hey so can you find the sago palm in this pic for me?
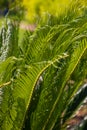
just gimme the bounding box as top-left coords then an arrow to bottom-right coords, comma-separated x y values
0,0 -> 87,130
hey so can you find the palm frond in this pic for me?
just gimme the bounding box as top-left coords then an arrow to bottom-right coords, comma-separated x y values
0,1 -> 87,130
0,53 -> 67,130
31,39 -> 87,130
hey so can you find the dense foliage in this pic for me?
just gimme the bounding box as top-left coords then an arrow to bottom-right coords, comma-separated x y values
0,0 -> 87,130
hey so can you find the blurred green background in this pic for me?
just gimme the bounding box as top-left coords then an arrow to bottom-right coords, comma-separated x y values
0,0 -> 70,22
0,0 -> 87,22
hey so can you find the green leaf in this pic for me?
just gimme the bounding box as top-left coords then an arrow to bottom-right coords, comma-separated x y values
0,54 -> 67,130
31,39 -> 87,130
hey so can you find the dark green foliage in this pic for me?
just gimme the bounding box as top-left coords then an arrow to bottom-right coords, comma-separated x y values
0,0 -> 9,9
63,84 -> 87,123
0,1 -> 87,130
